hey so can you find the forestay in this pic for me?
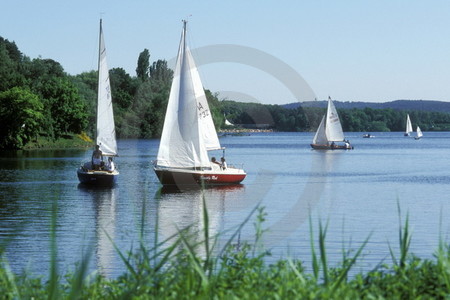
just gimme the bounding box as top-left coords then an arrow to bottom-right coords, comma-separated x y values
96,20 -> 118,156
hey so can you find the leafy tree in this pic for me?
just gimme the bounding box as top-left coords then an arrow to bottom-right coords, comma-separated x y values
149,59 -> 173,84
136,49 -> 150,81
69,72 -> 97,136
36,77 -> 88,139
0,87 -> 44,149
110,67 -> 138,109
0,40 -> 25,92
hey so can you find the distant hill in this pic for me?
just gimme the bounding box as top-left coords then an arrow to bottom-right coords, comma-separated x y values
283,100 -> 450,113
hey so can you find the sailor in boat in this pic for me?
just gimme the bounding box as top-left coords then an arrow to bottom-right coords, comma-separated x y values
211,157 -> 221,166
92,144 -> 103,170
106,157 -> 115,172
220,157 -> 227,170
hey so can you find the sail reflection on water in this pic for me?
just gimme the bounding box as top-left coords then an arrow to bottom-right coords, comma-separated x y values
157,185 -> 245,257
78,185 -> 117,277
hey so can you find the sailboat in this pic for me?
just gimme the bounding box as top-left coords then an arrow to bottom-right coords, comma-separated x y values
404,114 -> 413,136
310,97 -> 352,150
77,19 -> 119,186
224,116 -> 234,126
415,126 -> 423,140
153,20 -> 246,186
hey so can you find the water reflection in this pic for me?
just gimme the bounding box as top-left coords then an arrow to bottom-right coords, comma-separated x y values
77,184 -> 117,277
156,185 -> 245,256
263,150 -> 341,247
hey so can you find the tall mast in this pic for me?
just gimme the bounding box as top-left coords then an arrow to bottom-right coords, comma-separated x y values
96,18 -> 102,141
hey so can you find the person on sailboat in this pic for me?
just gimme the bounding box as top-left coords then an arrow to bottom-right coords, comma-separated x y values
211,157 -> 221,166
92,144 -> 103,170
220,157 -> 227,170
106,157 -> 115,172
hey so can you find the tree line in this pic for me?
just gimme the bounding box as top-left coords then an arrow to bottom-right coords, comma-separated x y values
2,36 -> 450,150
222,100 -> 450,132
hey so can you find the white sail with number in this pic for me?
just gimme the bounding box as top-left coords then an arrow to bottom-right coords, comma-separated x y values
157,20 -> 219,168
325,97 -> 344,142
96,19 -> 117,156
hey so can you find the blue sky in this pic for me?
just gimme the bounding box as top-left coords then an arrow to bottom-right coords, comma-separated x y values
2,1 -> 450,104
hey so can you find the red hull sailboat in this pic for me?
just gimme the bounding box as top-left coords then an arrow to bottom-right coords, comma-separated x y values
153,21 -> 246,186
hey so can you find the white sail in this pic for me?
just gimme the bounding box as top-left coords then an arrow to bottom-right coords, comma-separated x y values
157,21 -> 211,168
325,97 -> 344,142
96,19 -> 117,156
416,126 -> 423,138
312,115 -> 327,144
225,117 -> 234,126
191,52 -> 221,151
405,114 -> 413,135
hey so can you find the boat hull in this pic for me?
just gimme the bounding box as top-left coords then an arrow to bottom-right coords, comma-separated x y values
154,167 -> 246,186
310,144 -> 353,150
77,168 -> 118,186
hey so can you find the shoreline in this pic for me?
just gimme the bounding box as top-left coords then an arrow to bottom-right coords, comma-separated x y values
22,133 -> 93,150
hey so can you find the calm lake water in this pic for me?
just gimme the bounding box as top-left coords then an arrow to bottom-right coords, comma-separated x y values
0,132 -> 449,277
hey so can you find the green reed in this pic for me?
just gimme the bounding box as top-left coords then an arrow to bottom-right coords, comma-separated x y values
0,196 -> 449,299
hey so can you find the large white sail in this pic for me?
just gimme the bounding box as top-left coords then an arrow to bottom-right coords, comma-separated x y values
312,115 -> 327,144
157,21 -> 211,168
405,114 -> 413,135
325,97 -> 344,142
96,19 -> 117,156
188,47 -> 221,151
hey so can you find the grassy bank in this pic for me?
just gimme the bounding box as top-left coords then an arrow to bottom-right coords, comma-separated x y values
0,202 -> 449,299
23,132 -> 93,150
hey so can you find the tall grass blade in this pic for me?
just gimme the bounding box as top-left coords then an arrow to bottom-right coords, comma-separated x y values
217,202 -> 262,259
176,225 -> 209,286
330,233 -> 371,293
253,206 -> 267,257
0,256 -> 21,299
318,220 -> 329,285
201,189 -> 210,273
287,257 -> 306,285
103,226 -> 137,278
309,214 -> 319,281
48,198 -> 58,300
68,243 -> 94,300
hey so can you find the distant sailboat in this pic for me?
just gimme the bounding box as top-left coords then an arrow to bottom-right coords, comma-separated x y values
224,115 -> 234,126
153,20 -> 246,185
310,97 -> 352,150
77,19 -> 119,186
415,126 -> 423,140
404,114 -> 413,136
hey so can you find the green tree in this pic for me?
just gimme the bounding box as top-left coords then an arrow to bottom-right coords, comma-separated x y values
37,77 -> 88,138
0,39 -> 25,92
0,87 -> 44,149
149,59 -> 173,84
136,49 -> 150,81
110,67 -> 138,109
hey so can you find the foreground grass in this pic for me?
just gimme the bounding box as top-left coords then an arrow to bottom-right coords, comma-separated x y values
0,201 -> 449,299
